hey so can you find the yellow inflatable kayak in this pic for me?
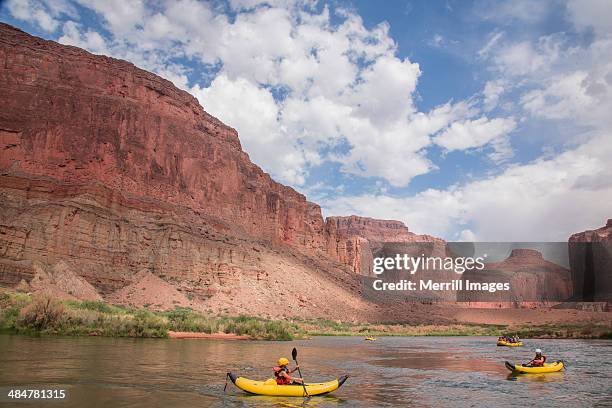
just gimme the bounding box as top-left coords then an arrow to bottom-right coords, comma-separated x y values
227,373 -> 348,396
365,337 -> 377,341
497,340 -> 523,347
505,361 -> 564,373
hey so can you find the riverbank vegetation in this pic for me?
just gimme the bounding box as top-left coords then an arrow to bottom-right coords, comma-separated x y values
0,292 -> 296,340
296,319 -> 505,337
1,292 -> 609,340
293,319 -> 610,339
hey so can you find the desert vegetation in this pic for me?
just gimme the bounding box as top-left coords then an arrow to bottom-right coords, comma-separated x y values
1,292 -> 609,340
0,292 -> 296,339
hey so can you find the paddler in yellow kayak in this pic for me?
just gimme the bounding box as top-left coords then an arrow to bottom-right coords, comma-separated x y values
273,357 -> 304,385
526,349 -> 547,367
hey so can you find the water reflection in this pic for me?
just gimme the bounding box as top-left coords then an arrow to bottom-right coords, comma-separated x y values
233,394 -> 343,407
507,372 -> 565,382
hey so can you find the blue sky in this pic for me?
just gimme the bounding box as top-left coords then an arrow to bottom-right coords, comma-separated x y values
2,0 -> 611,241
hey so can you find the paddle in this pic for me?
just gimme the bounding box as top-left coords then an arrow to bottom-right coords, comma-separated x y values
292,347 -> 309,398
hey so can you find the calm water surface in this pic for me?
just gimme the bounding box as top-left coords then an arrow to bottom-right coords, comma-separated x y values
0,335 -> 610,407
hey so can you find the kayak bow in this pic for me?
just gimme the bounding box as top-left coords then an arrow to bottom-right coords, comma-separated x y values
505,360 -> 564,373
227,372 -> 348,397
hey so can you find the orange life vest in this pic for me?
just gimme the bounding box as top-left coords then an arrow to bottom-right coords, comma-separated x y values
533,355 -> 547,366
273,366 -> 291,385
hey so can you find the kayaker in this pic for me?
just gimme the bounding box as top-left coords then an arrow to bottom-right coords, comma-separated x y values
273,357 -> 304,385
527,349 -> 547,367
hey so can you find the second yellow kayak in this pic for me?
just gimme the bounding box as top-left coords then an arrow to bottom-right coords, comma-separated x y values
497,340 -> 523,347
505,360 -> 564,373
227,372 -> 348,396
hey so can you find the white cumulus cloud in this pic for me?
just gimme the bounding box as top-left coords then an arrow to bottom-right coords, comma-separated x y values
434,116 -> 516,161
324,131 -> 612,241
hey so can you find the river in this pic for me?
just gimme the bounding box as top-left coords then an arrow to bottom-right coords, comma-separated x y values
0,335 -> 610,407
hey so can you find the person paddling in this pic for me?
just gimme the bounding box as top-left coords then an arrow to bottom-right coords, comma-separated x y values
273,357 -> 304,385
527,349 -> 547,367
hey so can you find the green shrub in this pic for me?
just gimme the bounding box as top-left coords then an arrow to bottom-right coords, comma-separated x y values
221,315 -> 296,340
65,300 -> 121,314
0,291 -> 31,309
165,307 -> 220,333
17,296 -> 66,331
599,331 -> 612,339
0,306 -> 20,330
127,309 -> 168,337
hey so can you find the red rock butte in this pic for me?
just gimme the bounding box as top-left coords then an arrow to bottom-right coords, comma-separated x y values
508,249 -> 543,259
457,248 -> 572,307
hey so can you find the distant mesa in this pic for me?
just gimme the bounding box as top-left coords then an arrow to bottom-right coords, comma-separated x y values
508,249 -> 542,259
458,248 -> 572,306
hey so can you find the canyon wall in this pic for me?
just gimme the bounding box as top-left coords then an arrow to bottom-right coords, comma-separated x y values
0,23 -> 440,319
0,171 -> 371,319
568,219 -> 612,302
0,22 -> 327,256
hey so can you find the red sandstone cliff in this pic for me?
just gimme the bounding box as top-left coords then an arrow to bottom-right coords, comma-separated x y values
0,23 -> 451,321
0,23 -> 327,254
569,219 -> 612,302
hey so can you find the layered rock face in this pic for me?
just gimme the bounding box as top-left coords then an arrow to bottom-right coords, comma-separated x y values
325,216 -> 444,276
569,220 -> 612,302
458,249 -> 572,306
1,23 -> 445,320
0,23 -> 326,255
0,23 -> 374,318
0,172 -> 369,318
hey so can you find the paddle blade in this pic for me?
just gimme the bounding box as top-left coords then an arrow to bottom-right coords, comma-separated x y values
292,347 -> 297,361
